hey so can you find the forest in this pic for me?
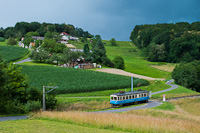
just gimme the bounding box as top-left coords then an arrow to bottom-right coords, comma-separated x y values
130,22 -> 200,63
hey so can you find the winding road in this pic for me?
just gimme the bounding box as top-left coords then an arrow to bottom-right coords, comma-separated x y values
14,57 -> 32,64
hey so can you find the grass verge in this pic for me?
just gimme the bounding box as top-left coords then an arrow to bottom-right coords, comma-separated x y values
0,119 -> 123,133
151,85 -> 200,100
57,80 -> 170,97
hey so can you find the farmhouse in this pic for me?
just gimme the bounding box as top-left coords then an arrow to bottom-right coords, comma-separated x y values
60,32 -> 79,44
31,36 -> 44,41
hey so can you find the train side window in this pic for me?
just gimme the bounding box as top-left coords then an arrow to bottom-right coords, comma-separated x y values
142,94 -> 143,97
132,95 -> 135,99
120,96 -> 122,100
129,95 -> 132,99
144,93 -> 146,97
123,96 -> 125,100
114,97 -> 117,101
126,96 -> 128,99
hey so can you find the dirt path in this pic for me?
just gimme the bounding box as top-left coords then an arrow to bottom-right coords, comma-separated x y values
96,68 -> 165,80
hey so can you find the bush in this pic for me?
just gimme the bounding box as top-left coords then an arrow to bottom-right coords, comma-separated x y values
113,56 -> 125,70
3,100 -> 25,114
102,56 -> 114,67
7,38 -> 17,45
0,37 -> 5,42
25,100 -> 41,112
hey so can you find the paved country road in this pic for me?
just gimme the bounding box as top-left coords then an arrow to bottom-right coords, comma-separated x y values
0,116 -> 28,121
95,100 -> 162,113
152,79 -> 178,95
14,57 -> 32,64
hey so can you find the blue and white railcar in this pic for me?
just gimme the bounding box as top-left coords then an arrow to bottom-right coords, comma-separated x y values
110,90 -> 149,106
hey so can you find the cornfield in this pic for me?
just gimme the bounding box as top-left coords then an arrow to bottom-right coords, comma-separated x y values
0,46 -> 29,62
20,65 -> 149,94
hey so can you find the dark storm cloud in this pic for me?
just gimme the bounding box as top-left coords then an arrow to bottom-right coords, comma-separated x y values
0,0 -> 200,40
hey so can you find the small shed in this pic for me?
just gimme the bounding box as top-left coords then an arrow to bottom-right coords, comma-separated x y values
79,63 -> 94,69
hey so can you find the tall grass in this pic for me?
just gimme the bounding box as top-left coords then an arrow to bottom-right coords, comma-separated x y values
34,97 -> 200,132
35,111 -> 200,132
56,101 -> 110,111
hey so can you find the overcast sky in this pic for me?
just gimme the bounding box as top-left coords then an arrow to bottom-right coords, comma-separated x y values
0,0 -> 200,41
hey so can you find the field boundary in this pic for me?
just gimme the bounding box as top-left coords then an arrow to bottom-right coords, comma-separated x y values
96,68 -> 165,80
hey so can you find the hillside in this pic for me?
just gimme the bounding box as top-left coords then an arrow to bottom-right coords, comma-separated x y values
72,40 -> 171,78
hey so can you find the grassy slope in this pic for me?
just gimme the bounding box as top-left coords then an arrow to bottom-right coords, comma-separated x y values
71,40 -> 170,78
103,40 -> 171,78
0,120 -> 124,133
0,40 -> 7,46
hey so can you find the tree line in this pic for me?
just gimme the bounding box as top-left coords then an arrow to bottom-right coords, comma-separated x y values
0,21 -> 93,40
130,22 -> 200,63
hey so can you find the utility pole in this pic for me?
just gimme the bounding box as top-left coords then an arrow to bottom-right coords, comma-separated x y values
43,86 -> 58,111
131,76 -> 133,91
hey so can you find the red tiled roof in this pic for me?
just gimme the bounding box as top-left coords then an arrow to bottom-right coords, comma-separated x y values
61,32 -> 69,35
30,42 -> 35,46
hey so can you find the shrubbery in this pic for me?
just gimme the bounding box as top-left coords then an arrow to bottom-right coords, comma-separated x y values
172,60 -> 200,92
113,56 -> 125,70
0,37 -> 5,42
0,57 -> 57,115
7,37 -> 17,45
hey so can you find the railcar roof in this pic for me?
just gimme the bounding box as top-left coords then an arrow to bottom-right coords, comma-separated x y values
111,90 -> 149,96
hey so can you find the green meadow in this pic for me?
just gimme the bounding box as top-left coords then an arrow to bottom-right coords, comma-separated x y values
103,40 -> 170,78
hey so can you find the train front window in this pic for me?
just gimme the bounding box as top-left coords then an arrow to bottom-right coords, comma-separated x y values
110,96 -> 113,100
114,97 -> 117,100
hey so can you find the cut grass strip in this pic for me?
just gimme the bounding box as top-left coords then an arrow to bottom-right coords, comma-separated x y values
0,119 -> 123,133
